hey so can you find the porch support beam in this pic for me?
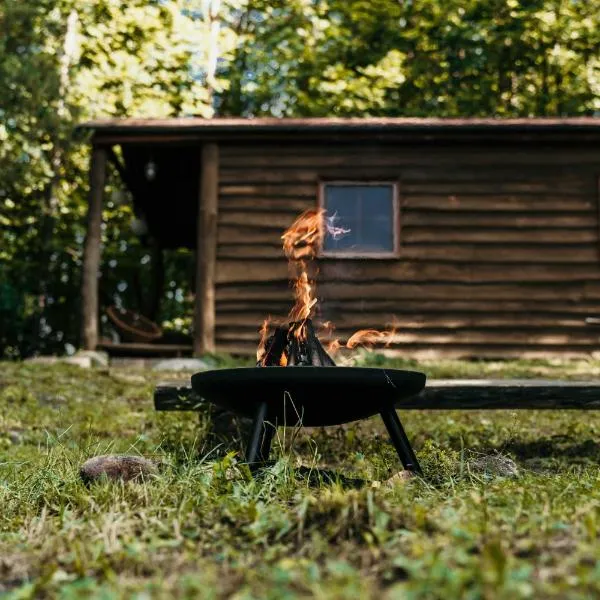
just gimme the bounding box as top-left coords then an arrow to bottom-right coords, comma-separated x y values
194,142 -> 219,355
81,144 -> 107,350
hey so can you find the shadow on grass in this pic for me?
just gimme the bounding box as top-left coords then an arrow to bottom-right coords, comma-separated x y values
504,436 -> 600,461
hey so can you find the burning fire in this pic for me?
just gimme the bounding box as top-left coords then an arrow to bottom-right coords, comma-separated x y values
256,209 -> 396,365
282,209 -> 324,339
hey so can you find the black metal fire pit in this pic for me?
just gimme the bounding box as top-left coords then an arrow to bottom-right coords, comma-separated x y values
191,366 -> 426,474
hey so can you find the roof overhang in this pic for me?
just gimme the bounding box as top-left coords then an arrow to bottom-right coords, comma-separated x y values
79,117 -> 600,145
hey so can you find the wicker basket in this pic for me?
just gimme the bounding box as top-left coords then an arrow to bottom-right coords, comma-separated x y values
106,305 -> 163,343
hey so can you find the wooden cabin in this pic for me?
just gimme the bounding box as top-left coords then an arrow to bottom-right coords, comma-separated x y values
80,117 -> 600,359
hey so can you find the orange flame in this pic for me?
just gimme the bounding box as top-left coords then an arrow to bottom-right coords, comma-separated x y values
281,209 -> 325,339
327,339 -> 342,354
319,321 -> 335,335
282,208 -> 324,262
256,317 -> 271,362
346,325 -> 398,350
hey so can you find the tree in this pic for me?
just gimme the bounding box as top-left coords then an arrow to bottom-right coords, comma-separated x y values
0,0 -> 233,356
220,0 -> 600,117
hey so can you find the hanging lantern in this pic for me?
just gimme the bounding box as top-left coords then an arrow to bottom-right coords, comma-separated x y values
145,159 -> 157,181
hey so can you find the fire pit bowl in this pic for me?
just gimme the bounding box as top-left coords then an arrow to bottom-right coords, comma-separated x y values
192,367 -> 426,473
192,367 -> 425,426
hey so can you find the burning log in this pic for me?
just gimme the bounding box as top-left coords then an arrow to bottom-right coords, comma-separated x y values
259,319 -> 336,367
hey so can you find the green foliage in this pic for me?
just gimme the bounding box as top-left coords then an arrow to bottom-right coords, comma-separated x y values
222,0 -> 600,117
3,360 -> 600,597
1,0 -> 600,357
0,0 -> 224,356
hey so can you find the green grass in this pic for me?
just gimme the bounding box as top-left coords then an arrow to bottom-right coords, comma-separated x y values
2,356 -> 600,598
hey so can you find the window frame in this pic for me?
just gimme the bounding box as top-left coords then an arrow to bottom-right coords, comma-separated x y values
317,180 -> 401,258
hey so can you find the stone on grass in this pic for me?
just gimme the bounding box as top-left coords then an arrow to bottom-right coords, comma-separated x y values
25,350 -> 108,369
152,358 -> 211,372
385,470 -> 416,487
80,455 -> 158,484
72,350 -> 109,368
470,454 -> 519,478
64,355 -> 92,368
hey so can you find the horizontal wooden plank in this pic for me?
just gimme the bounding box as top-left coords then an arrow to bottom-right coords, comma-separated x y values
402,212 -> 596,228
218,244 -> 284,258
220,173 -> 593,196
317,281 -> 600,301
219,145 -> 600,167
216,259 -> 600,284
217,301 -> 600,319
215,280 -> 600,302
218,194 -> 595,214
215,327 -> 600,346
217,227 -> 283,246
219,165 -> 590,185
399,245 -> 599,263
403,227 -> 597,244
220,184 -> 317,197
219,197 -> 313,212
317,299 -> 600,314
403,179 -> 593,195
402,195 -> 595,212
215,311 -> 594,330
220,167 -> 591,185
218,244 -> 600,261
218,211 -> 299,229
215,260 -> 288,284
217,244 -> 599,264
412,380 -> 600,409
214,340 -> 600,360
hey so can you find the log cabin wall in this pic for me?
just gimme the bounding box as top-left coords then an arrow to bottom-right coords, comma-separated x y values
216,141 -> 600,358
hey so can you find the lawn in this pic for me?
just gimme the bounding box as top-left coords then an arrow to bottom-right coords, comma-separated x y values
2,356 -> 600,598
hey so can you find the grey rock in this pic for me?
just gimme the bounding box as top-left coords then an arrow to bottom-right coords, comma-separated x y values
64,355 -> 92,368
470,454 -> 519,478
385,470 -> 416,487
25,351 -> 108,369
152,358 -> 211,372
73,350 -> 109,368
80,455 -> 158,484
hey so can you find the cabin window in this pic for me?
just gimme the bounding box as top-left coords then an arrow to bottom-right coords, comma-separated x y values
320,182 -> 398,256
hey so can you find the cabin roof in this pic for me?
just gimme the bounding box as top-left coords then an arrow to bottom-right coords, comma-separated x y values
81,117 -> 600,143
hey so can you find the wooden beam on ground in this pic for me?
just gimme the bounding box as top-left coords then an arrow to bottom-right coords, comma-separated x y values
194,143 -> 219,355
154,379 -> 600,412
81,145 -> 107,350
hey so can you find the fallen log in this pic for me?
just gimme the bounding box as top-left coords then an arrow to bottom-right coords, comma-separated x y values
154,379 -> 600,411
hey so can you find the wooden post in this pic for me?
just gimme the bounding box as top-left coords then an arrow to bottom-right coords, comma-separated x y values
81,145 -> 107,350
194,143 -> 219,355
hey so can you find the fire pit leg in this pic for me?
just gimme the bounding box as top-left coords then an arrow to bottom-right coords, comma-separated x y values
380,406 -> 422,475
245,401 -> 275,468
